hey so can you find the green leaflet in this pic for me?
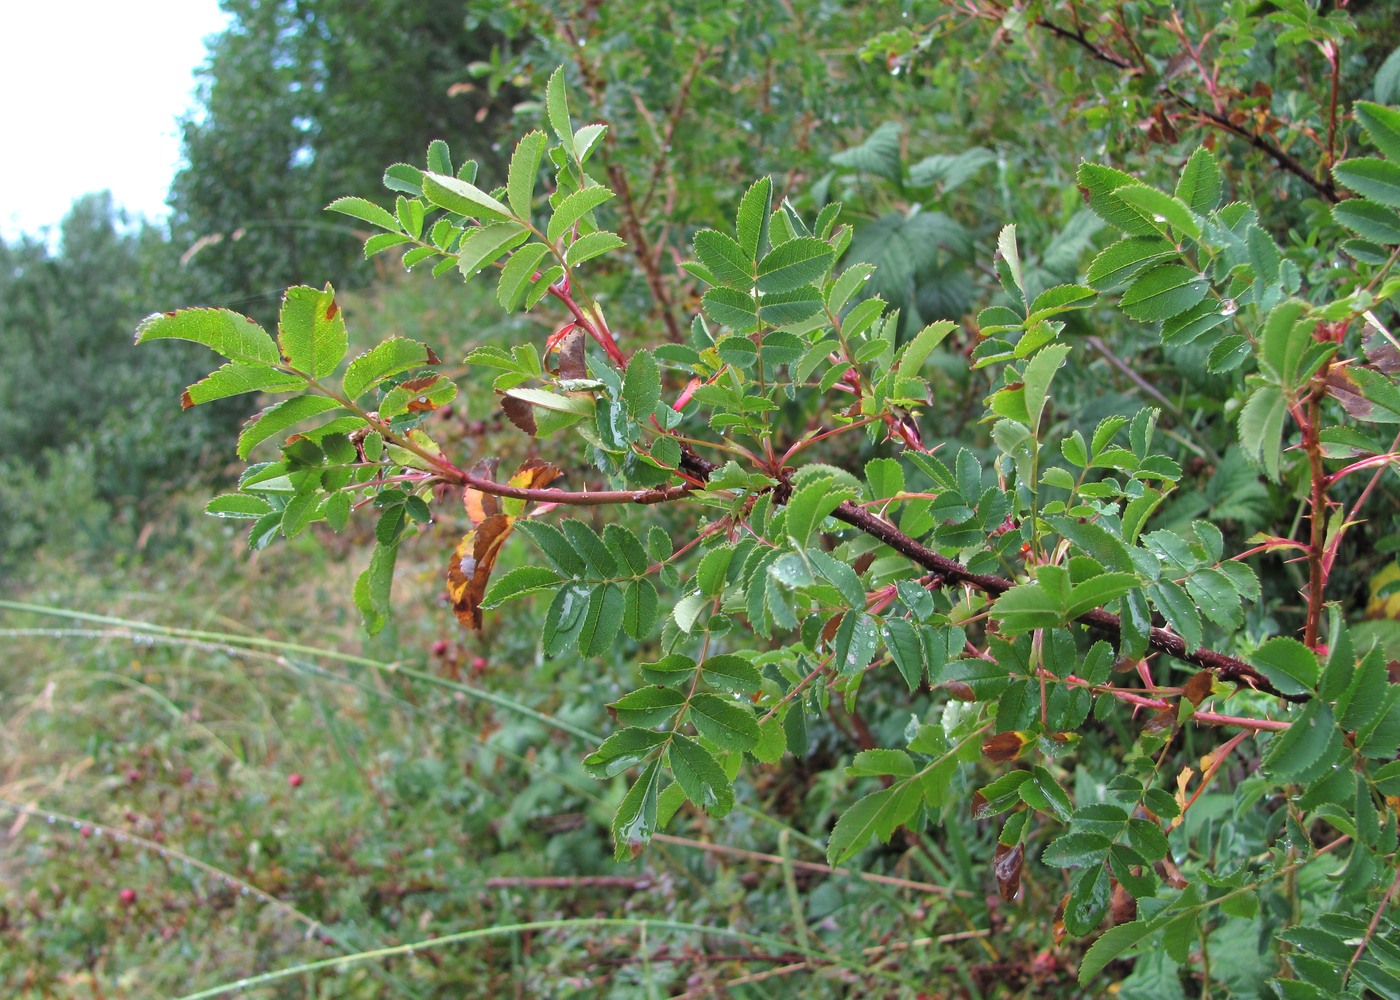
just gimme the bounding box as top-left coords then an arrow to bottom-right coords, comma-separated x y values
326,195 -> 400,232
1175,146 -> 1222,214
182,362 -> 305,408
237,396 -> 343,460
667,734 -> 734,817
825,781 -> 922,864
693,229 -> 755,288
756,237 -> 835,294
547,185 -> 616,244
422,171 -> 512,221
136,307 -> 280,366
354,540 -> 399,635
506,131 -> 547,218
1119,264 -> 1209,322
611,760 -> 662,860
274,284 -> 345,378
621,349 -> 660,420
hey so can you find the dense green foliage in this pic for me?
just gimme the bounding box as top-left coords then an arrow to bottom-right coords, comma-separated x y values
6,1 -> 1400,997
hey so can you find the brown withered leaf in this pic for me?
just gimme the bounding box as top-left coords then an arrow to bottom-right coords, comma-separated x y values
401,375 -> 444,412
993,842 -> 1024,902
1108,879 -> 1137,927
1363,323 -> 1400,375
446,513 -> 516,630
1182,670 -> 1214,708
1143,710 -> 1176,735
1326,366 -> 1373,420
982,731 -> 1028,763
1052,895 -> 1068,945
554,324 -> 586,380
463,458 -> 501,526
501,393 -> 537,436
507,457 -> 563,492
820,612 -> 843,648
945,680 -> 978,702
1158,851 -> 1188,890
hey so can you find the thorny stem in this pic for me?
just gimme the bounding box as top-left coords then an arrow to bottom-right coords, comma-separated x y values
1343,863 -> 1400,990
676,450 -> 1303,701
1297,376 -> 1330,651
547,280 -> 627,368
1346,429 -> 1400,521
1176,730 -> 1251,820
1050,672 -> 1288,731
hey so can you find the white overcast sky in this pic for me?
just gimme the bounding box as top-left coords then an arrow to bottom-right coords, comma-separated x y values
0,1 -> 229,242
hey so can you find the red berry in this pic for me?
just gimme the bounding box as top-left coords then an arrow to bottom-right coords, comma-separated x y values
471,655 -> 488,671
288,773 -> 303,788
79,825 -> 93,839
119,888 -> 137,906
431,640 -> 449,656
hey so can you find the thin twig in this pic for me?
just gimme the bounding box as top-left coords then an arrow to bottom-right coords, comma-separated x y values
676,450 -> 1302,701
1032,13 -> 1339,202
650,833 -> 975,898
1343,863 -> 1400,989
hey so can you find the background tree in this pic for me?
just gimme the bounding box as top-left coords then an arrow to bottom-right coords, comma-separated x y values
170,0 -> 524,322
